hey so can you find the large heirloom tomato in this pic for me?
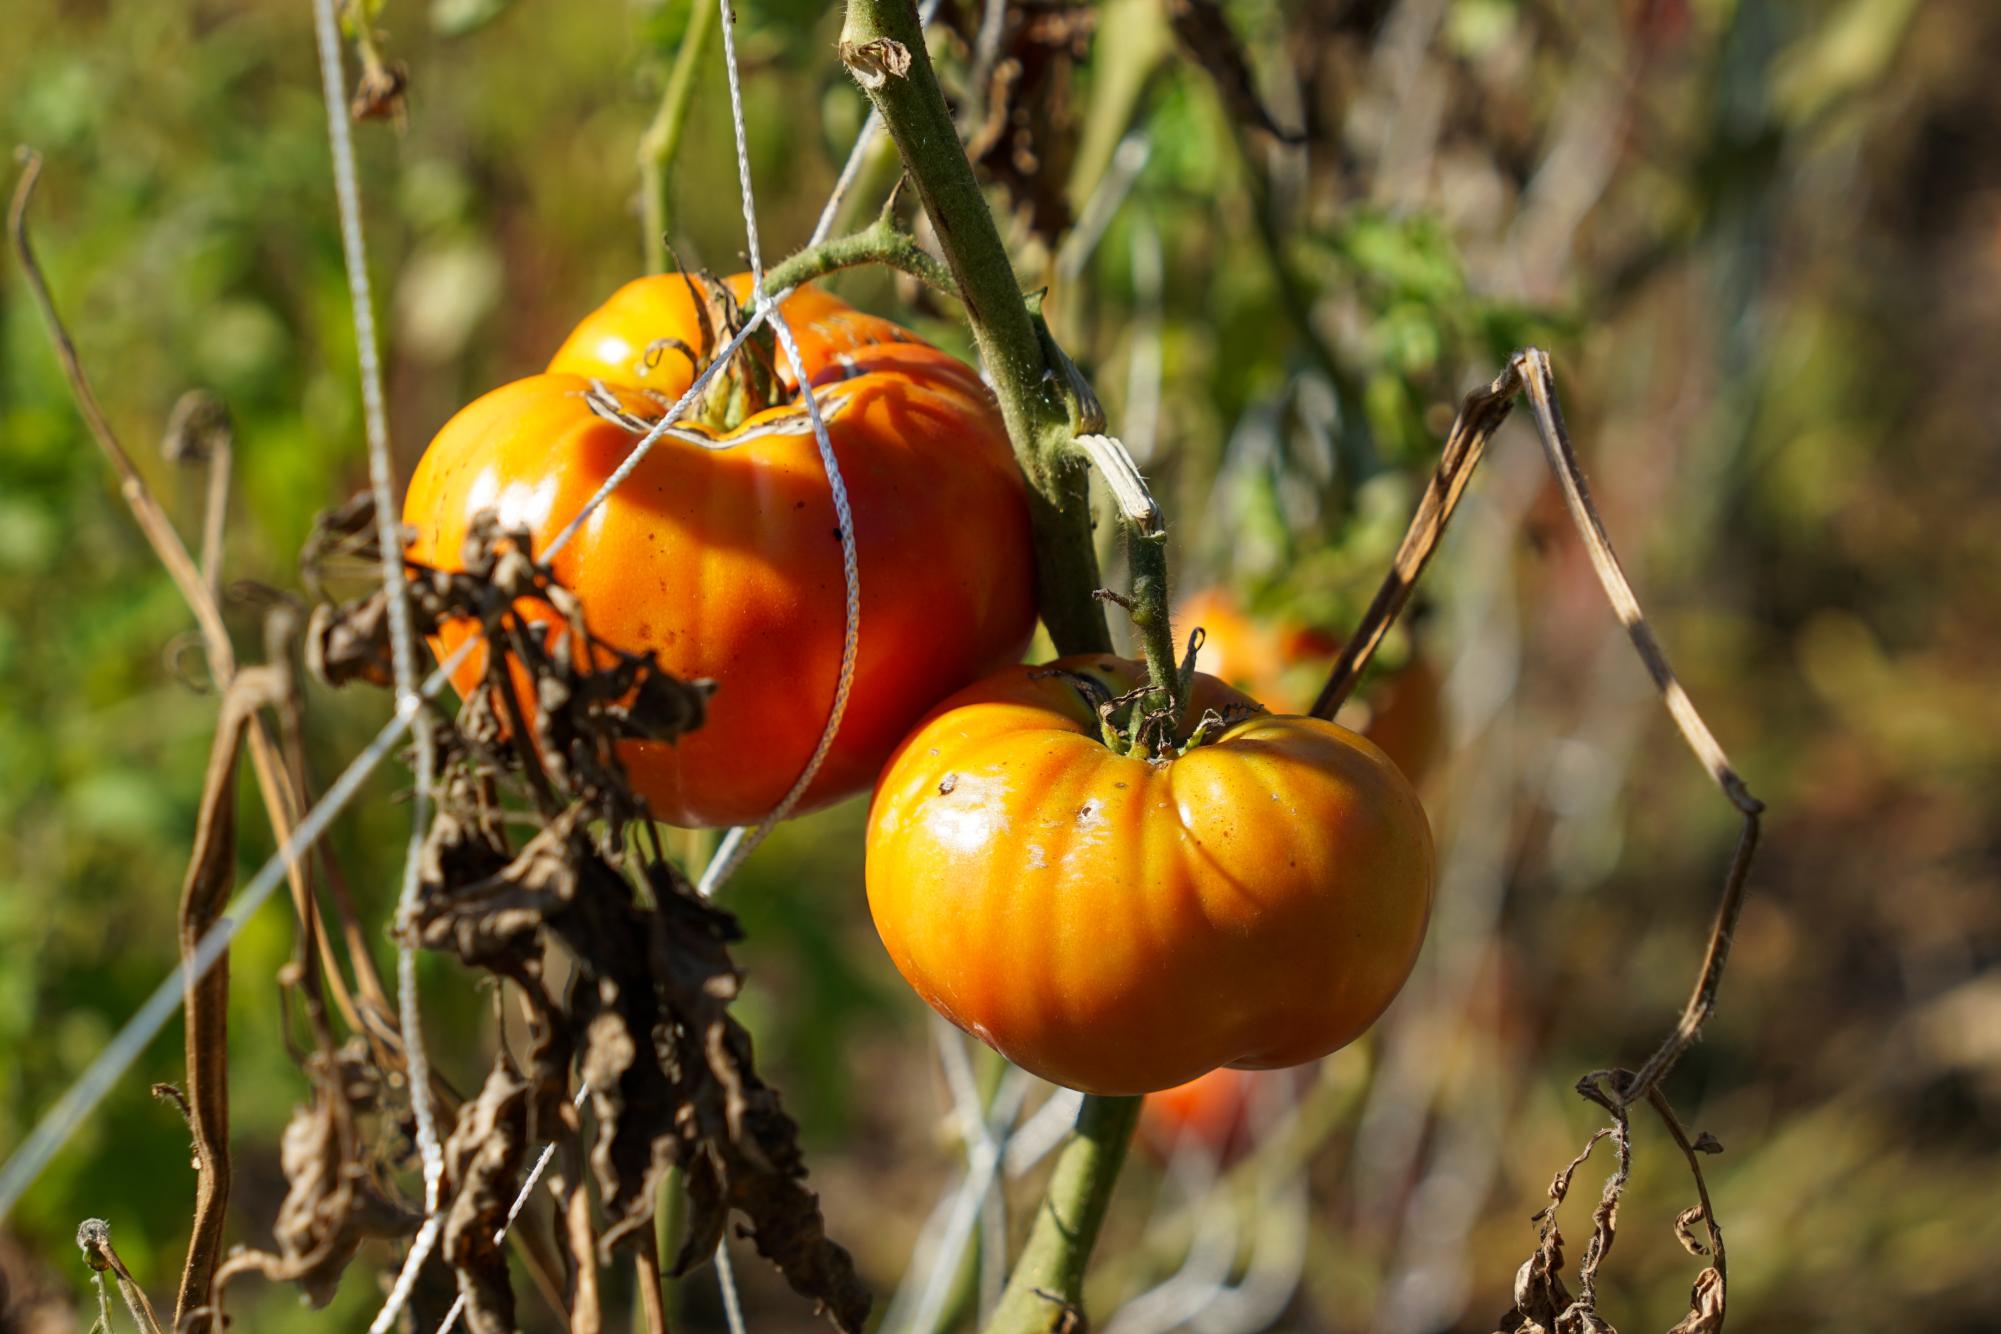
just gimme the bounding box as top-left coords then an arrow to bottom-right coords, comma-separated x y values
403,276 -> 1038,827
1176,587 -> 1444,785
865,656 -> 1435,1096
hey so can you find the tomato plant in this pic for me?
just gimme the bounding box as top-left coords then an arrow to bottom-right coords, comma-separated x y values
865,655 -> 1434,1096
404,275 -> 1038,827
1176,587 -> 1444,785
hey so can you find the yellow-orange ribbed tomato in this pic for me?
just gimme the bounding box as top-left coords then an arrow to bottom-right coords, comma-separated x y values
1176,587 -> 1445,786
403,276 -> 1037,827
865,656 -> 1435,1096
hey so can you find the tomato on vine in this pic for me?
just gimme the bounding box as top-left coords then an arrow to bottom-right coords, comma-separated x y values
1139,1066 -> 1302,1160
1176,586 -> 1445,785
403,274 -> 1038,827
865,655 -> 1434,1096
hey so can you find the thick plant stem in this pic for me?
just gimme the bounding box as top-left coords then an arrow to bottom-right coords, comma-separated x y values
834,3 -> 1139,1325
839,0 -> 1110,655
985,1094 -> 1142,1334
639,0 -> 718,273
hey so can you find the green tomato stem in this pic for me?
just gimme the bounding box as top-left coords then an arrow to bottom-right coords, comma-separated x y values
1126,525 -> 1183,738
759,212 -> 962,302
820,3 -> 1160,1325
1073,433 -> 1181,740
639,0 -> 718,274
836,0 -> 1111,657
983,1093 -> 1142,1334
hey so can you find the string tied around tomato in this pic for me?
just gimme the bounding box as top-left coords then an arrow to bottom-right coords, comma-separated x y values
631,266 -> 783,433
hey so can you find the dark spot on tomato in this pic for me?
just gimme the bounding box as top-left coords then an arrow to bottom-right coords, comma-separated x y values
795,500 -> 807,510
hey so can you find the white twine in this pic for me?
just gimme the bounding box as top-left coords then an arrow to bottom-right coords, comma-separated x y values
881,1028 -> 1031,1334
429,0 -> 867,1326
695,0 -> 863,903
0,648 -> 465,1219
309,0 -> 449,1297
6,24 -> 874,1334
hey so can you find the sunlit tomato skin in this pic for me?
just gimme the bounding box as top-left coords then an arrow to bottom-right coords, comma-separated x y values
1175,588 -> 1444,786
865,656 -> 1435,1096
548,273 -> 991,406
403,278 -> 1037,827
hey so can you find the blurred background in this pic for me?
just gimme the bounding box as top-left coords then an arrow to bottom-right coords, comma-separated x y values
3,0 -> 1999,1329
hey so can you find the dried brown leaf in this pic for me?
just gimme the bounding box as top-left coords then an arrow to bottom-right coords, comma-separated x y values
961,2 -> 1096,243
212,1041 -> 418,1312
1666,1268 -> 1725,1334
441,1061 -> 533,1334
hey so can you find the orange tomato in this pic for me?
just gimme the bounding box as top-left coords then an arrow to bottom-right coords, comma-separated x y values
865,656 -> 1435,1096
1141,1067 -> 1282,1159
403,276 -> 1038,827
1175,588 -> 1444,785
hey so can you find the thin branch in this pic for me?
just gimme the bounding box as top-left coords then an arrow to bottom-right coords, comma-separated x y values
1314,347 -> 1764,1108
1074,434 -> 1182,731
172,666 -> 288,1330
559,1146 -> 602,1334
1309,362 -> 1521,719
763,207 -> 962,302
1513,350 -> 1764,1104
10,151 -> 235,678
634,1227 -> 669,1334
161,390 -> 233,596
639,0 -> 718,273
1646,1086 -> 1727,1281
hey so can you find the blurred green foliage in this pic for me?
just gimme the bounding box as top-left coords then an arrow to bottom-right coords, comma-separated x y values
4,0 -> 2000,1330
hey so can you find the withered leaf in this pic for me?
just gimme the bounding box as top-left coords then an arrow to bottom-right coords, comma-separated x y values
212,1042 -> 417,1311
841,37 -> 912,89
961,2 -> 1096,243
1665,1267 -> 1725,1334
441,1061 -> 531,1334
308,503 -> 865,1331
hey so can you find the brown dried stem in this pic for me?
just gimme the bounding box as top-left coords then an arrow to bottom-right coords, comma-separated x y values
633,1226 -> 670,1334
171,665 -> 288,1329
1513,351 -> 1765,1104
1308,363 -> 1520,720
1311,348 -> 1763,1110
9,149 -> 390,1050
558,1144 -> 603,1334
